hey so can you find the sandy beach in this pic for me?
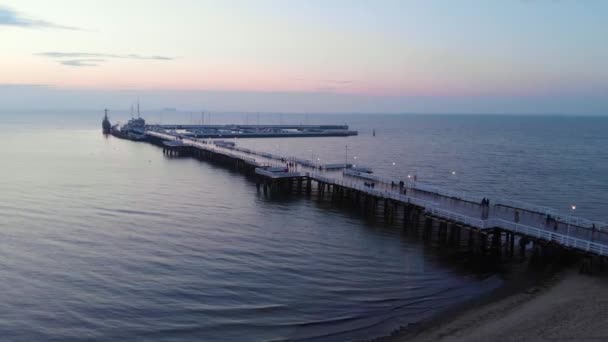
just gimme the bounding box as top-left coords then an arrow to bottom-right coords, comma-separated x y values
385,267 -> 608,342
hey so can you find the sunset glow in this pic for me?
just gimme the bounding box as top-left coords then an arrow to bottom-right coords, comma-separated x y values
1,0 -> 607,113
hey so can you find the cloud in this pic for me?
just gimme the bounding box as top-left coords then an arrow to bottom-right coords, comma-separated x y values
315,87 -> 337,92
38,52 -> 174,60
290,77 -> 353,84
0,83 -> 48,88
324,79 -> 353,84
60,59 -> 105,67
0,6 -> 84,30
36,52 -> 175,67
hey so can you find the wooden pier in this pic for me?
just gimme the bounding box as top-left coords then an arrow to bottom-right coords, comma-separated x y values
145,130 -> 608,271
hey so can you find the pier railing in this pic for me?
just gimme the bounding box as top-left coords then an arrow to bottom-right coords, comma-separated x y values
255,169 -> 306,179
318,171 -> 608,255
492,198 -> 556,215
425,207 -> 486,228
147,129 -> 608,245
343,169 -> 483,203
342,169 -> 608,232
486,219 -> 608,256
308,172 -> 438,209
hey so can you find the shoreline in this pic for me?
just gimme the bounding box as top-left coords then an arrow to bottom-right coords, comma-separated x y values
379,263 -> 608,342
377,261 -> 558,341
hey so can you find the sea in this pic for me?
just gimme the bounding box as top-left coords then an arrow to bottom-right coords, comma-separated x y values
0,111 -> 606,341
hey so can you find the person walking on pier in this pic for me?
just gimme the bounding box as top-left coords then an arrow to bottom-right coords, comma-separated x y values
514,210 -> 520,223
480,198 -> 489,219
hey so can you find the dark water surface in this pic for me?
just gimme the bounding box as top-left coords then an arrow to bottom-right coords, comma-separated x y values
0,112 -> 605,341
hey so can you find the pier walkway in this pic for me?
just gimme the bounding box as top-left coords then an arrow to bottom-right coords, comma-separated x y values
145,130 -> 608,258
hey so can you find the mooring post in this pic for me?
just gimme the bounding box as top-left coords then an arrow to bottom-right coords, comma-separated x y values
491,230 -> 502,259
392,201 -> 398,222
509,232 -> 515,257
480,232 -> 488,256
384,199 -> 389,218
403,205 -> 411,228
453,224 -> 462,247
518,237 -> 528,259
424,217 -> 433,240
412,208 -> 421,233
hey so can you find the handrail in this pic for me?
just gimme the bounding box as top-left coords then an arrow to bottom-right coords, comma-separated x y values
343,169 -> 483,203
146,129 -> 608,236
342,169 -> 607,232
312,171 -> 608,256
255,168 -> 305,179
307,172 -> 438,209
488,219 -> 608,256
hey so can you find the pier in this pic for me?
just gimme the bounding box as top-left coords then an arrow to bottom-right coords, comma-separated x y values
148,124 -> 358,139
145,130 -> 608,270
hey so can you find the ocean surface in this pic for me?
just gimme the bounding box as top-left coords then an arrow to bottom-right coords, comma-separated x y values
1,111 -> 606,341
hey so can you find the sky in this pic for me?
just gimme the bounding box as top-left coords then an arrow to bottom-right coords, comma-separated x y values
1,0 -> 607,114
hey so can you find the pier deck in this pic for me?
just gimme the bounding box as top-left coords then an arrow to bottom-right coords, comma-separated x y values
145,130 -> 608,258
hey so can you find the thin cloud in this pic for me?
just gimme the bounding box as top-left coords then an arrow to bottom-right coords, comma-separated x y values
36,52 -> 175,67
38,52 -> 174,60
0,83 -> 48,88
0,6 -> 84,30
60,59 -> 105,67
290,77 -> 353,84
316,87 -> 338,93
324,79 -> 353,84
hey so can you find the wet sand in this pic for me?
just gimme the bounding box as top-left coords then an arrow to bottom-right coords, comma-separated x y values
384,266 -> 608,342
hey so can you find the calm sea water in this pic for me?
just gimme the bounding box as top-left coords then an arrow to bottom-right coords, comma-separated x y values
0,112 -> 606,341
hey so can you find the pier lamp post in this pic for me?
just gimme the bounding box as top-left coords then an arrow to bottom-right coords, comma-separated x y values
308,149 -> 314,164
390,162 -> 396,188
351,156 -> 358,169
567,205 -> 576,236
